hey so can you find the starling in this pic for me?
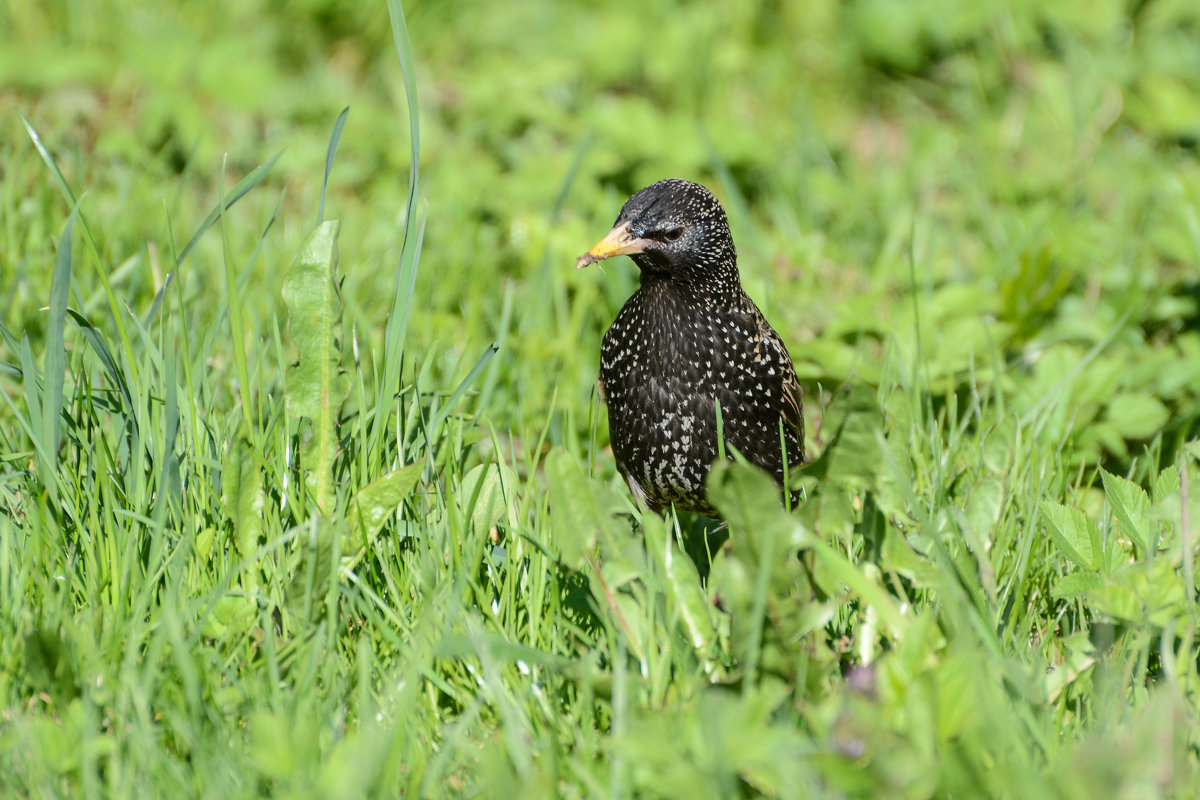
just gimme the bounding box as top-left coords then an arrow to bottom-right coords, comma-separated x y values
577,178 -> 805,516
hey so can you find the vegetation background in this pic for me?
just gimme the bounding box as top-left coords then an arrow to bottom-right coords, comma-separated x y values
3,0 -> 1200,796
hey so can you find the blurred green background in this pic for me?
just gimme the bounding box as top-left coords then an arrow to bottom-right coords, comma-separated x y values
6,0 -> 1200,460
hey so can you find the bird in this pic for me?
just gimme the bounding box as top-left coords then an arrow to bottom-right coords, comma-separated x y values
576,178 -> 805,517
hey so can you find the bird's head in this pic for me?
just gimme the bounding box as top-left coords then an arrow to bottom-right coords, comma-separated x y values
576,179 -> 740,294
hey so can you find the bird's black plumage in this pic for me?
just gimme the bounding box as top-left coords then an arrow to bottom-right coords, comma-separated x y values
577,178 -> 805,516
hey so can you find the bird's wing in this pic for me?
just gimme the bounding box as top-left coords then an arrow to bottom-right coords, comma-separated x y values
769,328 -> 805,436
748,307 -> 804,437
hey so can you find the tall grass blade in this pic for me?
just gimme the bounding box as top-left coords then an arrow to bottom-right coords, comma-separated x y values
41,207 -> 77,503
16,108 -> 138,386
429,343 -> 498,436
374,0 -> 423,463
175,149 -> 284,268
320,106 -> 350,225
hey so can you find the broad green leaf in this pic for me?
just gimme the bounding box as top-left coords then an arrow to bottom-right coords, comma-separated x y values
1087,583 -> 1143,624
1122,558 -> 1190,628
283,220 -> 350,517
965,476 -> 1005,539
222,434 -> 265,564
1051,571 -> 1103,599
1100,470 -> 1151,553
1040,501 -> 1102,571
710,461 -> 906,650
1152,465 -> 1180,504
1103,393 -> 1169,441
880,524 -> 940,586
1043,633 -> 1095,703
457,461 -> 519,534
201,593 -> 259,639
346,458 -> 426,552
801,383 -> 886,490
544,448 -> 625,569
644,513 -> 718,654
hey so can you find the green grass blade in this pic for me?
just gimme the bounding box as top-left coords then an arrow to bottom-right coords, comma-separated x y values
64,309 -> 133,411
386,0 -> 420,224
41,207 -> 77,496
16,108 -> 138,389
319,106 -> 350,225
429,343 -> 498,436
18,336 -> 44,463
374,0 -> 424,465
175,149 -> 284,268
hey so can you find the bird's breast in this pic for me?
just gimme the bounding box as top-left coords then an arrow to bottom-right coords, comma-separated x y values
600,288 -> 712,394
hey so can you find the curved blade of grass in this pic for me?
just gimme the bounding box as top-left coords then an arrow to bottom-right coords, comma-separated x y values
387,0 -> 420,228
175,149 -> 284,268
429,343 -> 498,436
319,107 -> 350,225
373,0 -> 423,464
41,207 -> 78,499
382,209 -> 424,387
65,309 -> 132,411
16,108 -> 138,388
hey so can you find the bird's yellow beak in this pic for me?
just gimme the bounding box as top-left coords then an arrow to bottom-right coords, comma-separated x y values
576,220 -> 649,269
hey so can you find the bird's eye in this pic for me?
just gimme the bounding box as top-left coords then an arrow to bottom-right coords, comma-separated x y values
664,227 -> 684,241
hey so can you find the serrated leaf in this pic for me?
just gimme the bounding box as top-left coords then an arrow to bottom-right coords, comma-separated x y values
283,220 -> 350,517
1152,465 -> 1180,504
1100,470 -> 1151,553
1040,501 -> 1102,571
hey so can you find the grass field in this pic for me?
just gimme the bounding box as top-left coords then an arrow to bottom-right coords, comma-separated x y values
3,0 -> 1200,797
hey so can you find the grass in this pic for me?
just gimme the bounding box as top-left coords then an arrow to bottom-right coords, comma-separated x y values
3,0 -> 1200,797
